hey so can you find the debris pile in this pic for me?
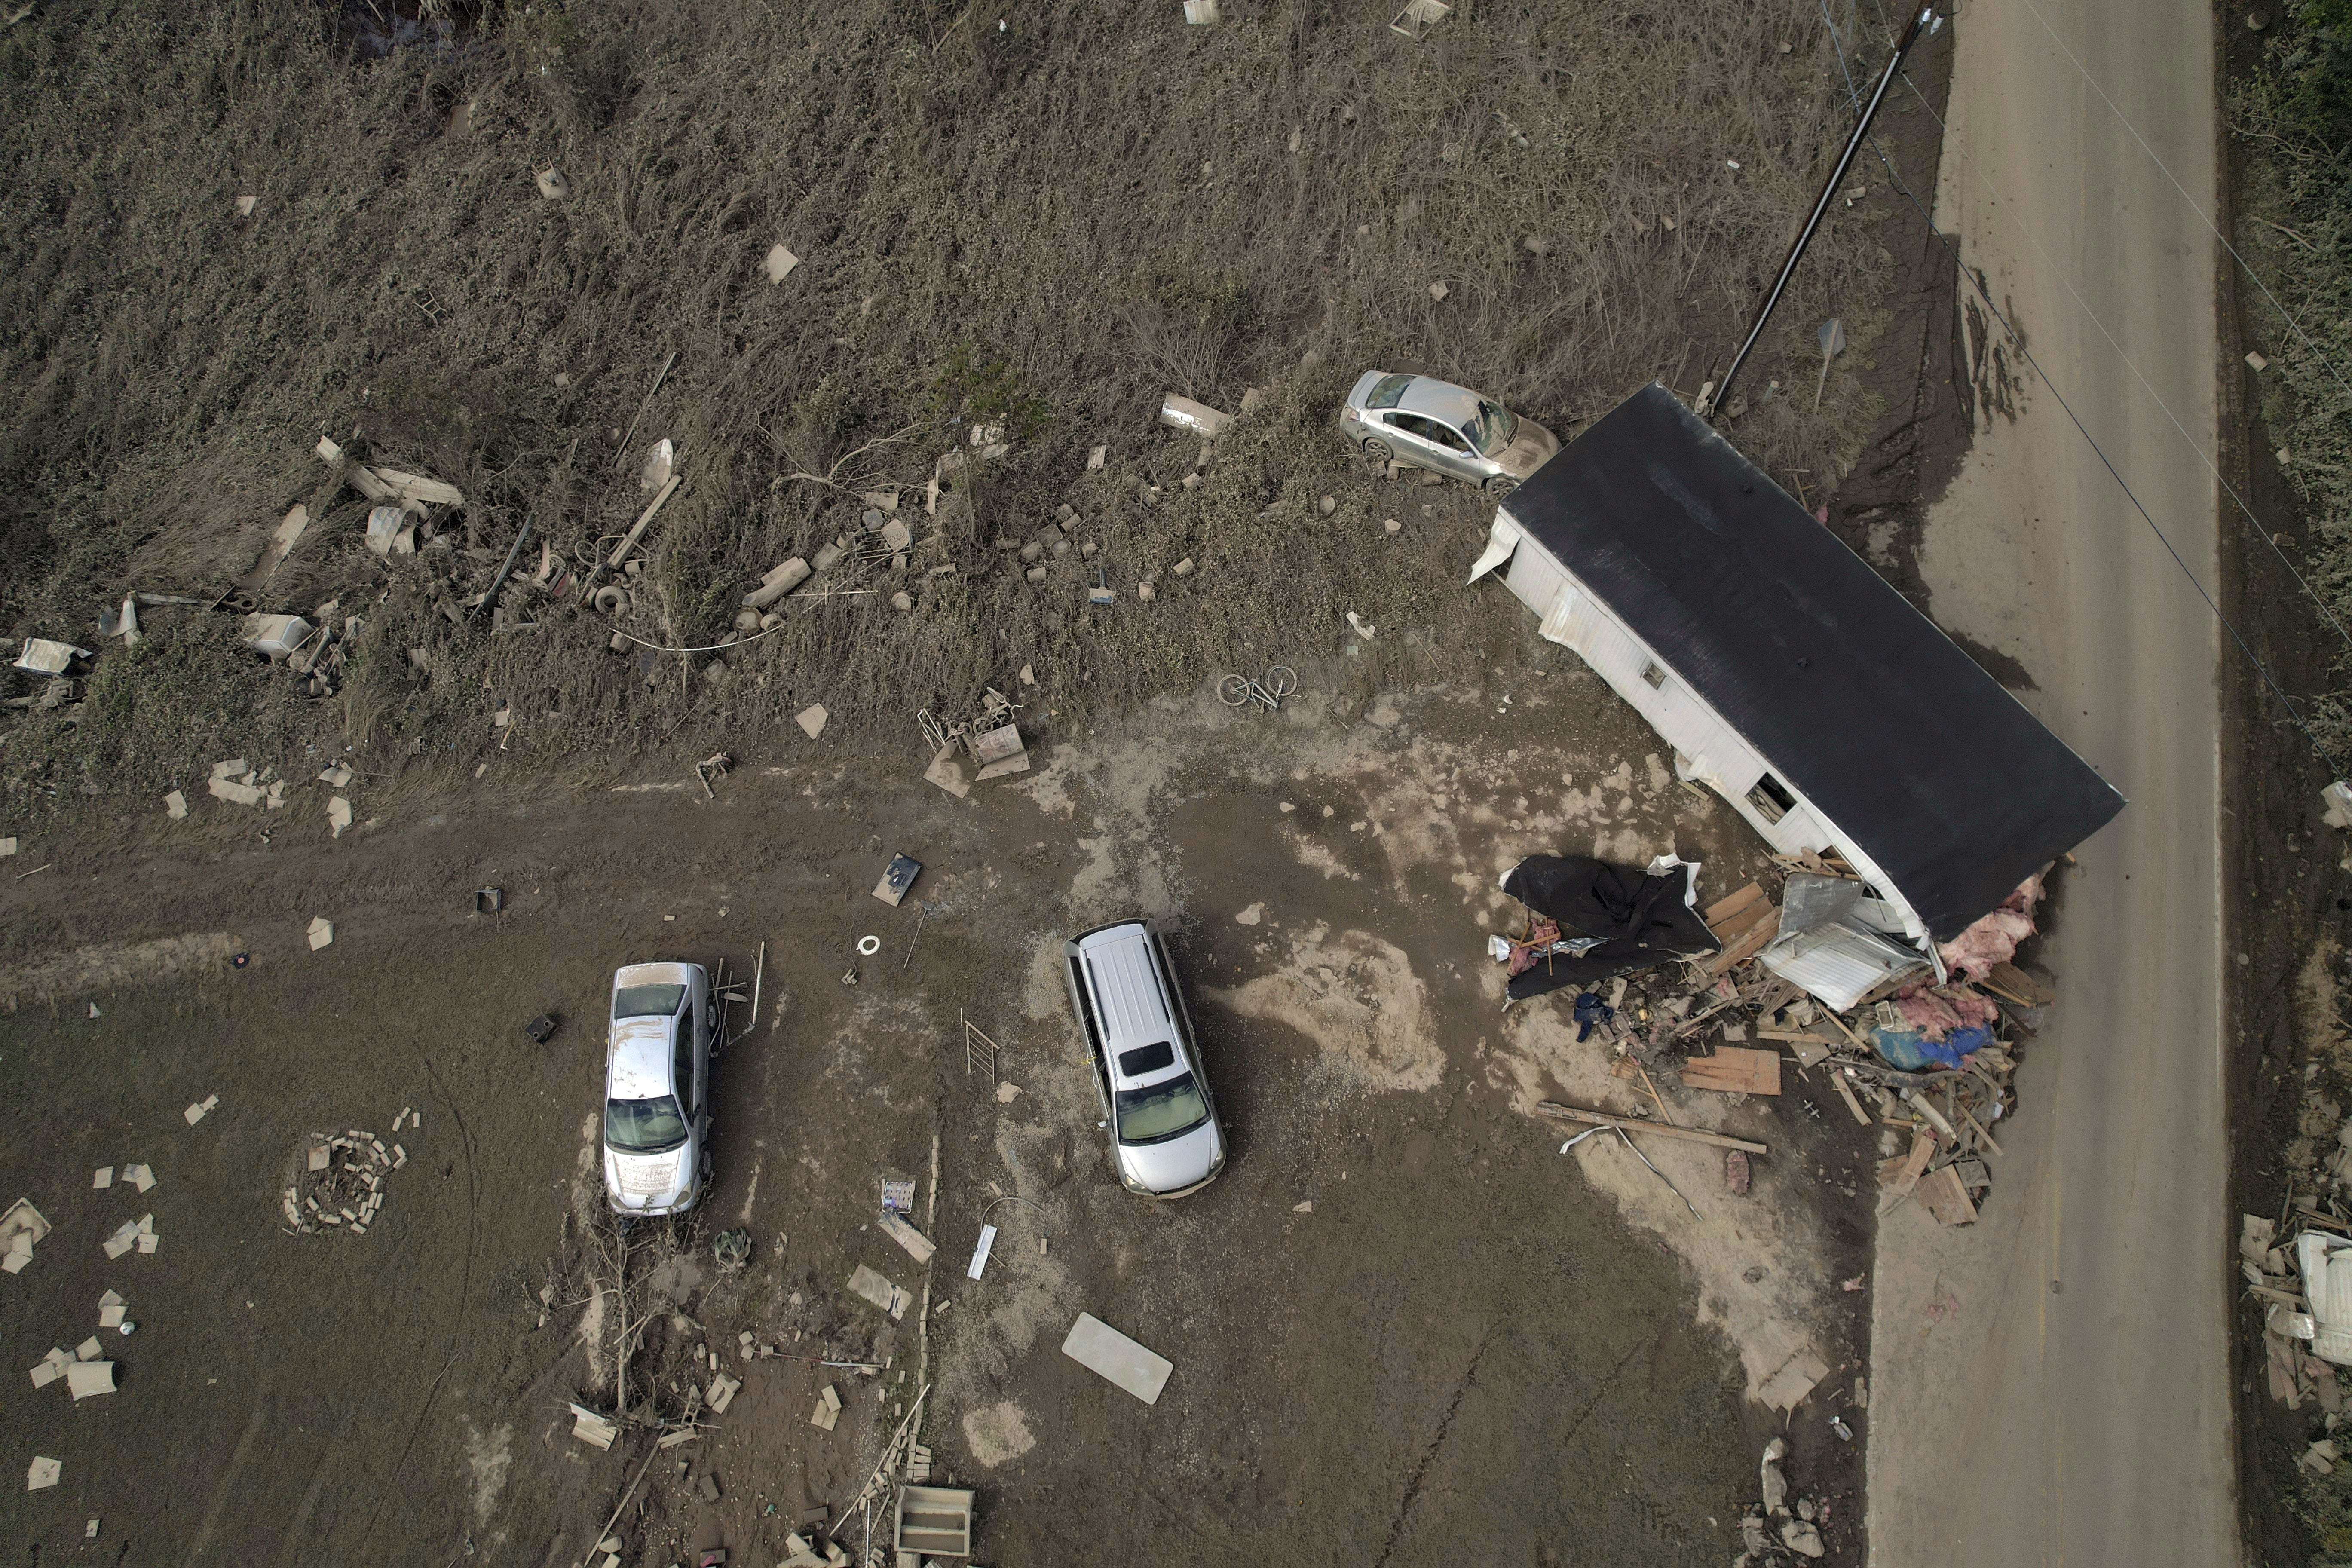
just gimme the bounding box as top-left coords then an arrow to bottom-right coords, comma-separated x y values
1736,1437 -> 1831,1562
1496,850 -> 2055,1226
2250,1090 -> 2352,1418
283,1128 -> 402,1236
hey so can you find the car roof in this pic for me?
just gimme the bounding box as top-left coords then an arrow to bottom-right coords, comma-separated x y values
607,1019 -> 675,1100
1072,923 -> 1185,1085
1396,376 -> 1484,427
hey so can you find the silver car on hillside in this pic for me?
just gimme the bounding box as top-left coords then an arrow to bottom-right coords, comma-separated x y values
1063,919 -> 1226,1198
602,962 -> 714,1218
1339,371 -> 1561,494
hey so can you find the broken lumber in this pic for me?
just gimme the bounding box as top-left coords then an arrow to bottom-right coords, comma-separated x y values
606,476 -> 682,571
1829,1068 -> 1873,1126
1536,1102 -> 1767,1154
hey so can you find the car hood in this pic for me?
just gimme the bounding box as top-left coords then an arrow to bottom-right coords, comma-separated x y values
1118,1119 -> 1224,1196
1494,421 -> 1562,479
606,1144 -> 693,1210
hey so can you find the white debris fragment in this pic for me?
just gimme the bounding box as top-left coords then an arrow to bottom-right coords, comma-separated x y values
27,1456 -> 60,1491
307,916 -> 334,951
92,1167 -> 113,1190
65,1360 -> 116,1400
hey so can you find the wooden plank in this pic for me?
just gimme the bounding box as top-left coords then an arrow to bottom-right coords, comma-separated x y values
1536,1102 -> 1767,1154
1961,1106 -> 2004,1158
1920,1164 -> 1978,1227
1815,1005 -> 1869,1054
1703,882 -> 1764,928
605,475 -> 682,570
1709,905 -> 1781,977
371,467 -> 465,507
1875,1129 -> 1938,1216
1986,961 -> 2056,1007
1710,897 -> 1776,942
1679,1046 -> 1782,1096
1829,1068 -> 1872,1126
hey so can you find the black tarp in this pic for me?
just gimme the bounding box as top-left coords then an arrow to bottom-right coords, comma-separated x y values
1501,854 -> 1720,1002
1498,384 -> 2126,940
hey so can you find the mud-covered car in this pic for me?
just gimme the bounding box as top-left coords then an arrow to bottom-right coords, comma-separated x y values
602,962 -> 714,1217
1338,371 -> 1561,493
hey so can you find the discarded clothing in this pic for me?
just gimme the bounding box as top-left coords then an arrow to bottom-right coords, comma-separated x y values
1573,992 -> 1615,1042
1499,854 -> 1719,1002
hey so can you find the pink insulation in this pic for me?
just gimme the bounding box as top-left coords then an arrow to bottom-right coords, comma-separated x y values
1937,873 -> 2045,980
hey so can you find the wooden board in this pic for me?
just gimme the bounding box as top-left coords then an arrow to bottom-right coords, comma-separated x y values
1830,1068 -> 1873,1126
1678,1046 -> 1782,1096
1703,882 -> 1764,928
1984,961 -> 2056,1007
1709,905 -> 1782,977
1920,1164 -> 1979,1227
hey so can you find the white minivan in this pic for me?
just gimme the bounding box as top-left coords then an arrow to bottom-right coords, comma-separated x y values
1062,919 -> 1226,1198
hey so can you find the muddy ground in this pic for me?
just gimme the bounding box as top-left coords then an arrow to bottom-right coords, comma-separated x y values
1,648 -> 1884,1565
2218,8 -> 2352,1562
0,0 -> 1975,1561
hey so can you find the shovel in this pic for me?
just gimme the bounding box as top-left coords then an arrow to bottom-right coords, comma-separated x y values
1088,567 -> 1114,607
1814,318 -> 1847,411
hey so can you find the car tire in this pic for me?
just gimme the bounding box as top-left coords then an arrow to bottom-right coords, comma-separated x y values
1363,439 -> 1393,465
1483,475 -> 1519,497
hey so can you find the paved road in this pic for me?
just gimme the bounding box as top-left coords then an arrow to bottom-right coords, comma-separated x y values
1868,1 -> 2238,1565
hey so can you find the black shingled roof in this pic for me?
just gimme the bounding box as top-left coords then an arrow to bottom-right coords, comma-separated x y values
1501,383 -> 2125,940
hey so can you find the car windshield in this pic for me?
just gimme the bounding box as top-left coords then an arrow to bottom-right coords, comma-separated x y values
1464,400 -> 1519,456
606,1095 -> 688,1153
1114,1072 -> 1210,1143
613,983 -> 686,1019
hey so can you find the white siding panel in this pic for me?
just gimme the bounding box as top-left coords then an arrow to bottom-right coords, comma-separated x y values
1502,546 -> 1567,621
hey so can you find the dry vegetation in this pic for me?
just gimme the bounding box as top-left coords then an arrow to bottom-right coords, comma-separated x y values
0,0 -> 1896,812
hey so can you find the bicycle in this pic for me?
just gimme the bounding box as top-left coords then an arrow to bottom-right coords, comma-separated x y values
1218,665 -> 1298,712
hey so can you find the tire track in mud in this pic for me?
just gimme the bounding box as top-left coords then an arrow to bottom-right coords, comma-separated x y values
1372,1327 -> 1496,1568
356,1056 -> 481,1546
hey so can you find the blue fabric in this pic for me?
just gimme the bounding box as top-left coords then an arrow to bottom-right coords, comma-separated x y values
1573,991 -> 1616,1043
1868,1023 -> 1986,1072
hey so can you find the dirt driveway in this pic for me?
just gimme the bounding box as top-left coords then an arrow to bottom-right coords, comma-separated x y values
1,661 -> 1870,1566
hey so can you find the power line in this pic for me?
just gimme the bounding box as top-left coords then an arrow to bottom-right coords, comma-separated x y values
2013,0 -> 2352,413
1852,78 -> 2346,776
1888,61 -> 2352,669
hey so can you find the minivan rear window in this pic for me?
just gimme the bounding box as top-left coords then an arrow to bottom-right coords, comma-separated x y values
1366,373 -> 1414,410
1114,1072 -> 1210,1143
1116,1041 -> 1175,1077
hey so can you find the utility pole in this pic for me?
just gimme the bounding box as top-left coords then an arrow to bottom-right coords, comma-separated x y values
1698,3 -> 1941,420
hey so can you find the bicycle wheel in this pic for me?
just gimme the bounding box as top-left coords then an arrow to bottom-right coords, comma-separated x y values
1265,666 -> 1298,700
1216,675 -> 1250,707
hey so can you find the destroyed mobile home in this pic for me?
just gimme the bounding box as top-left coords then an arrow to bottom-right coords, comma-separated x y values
1470,383 -> 2125,964
1471,386 -> 2121,1232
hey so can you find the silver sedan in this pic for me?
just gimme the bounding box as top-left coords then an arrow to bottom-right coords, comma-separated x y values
1338,371 -> 1561,494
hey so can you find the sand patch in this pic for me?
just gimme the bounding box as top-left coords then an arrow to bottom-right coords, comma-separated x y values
1208,923 -> 1442,1094
0,930 -> 239,1004
462,1418 -> 513,1524
962,1400 -> 1038,1467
